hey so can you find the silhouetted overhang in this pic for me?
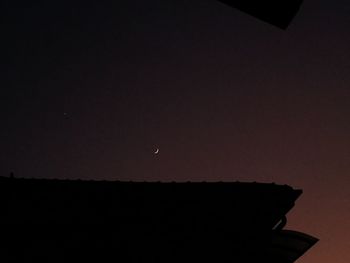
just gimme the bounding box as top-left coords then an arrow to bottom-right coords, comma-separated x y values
1,177 -> 301,229
268,230 -> 319,262
216,0 -> 303,29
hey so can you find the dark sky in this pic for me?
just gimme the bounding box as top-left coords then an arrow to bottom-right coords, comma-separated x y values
2,0 -> 350,262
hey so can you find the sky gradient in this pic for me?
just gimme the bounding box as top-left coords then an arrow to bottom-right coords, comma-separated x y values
3,1 -> 350,262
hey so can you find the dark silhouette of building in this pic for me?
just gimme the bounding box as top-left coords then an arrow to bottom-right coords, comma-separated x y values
217,0 -> 304,29
0,176 -> 317,262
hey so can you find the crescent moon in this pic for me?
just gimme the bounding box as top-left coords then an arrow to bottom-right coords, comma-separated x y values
154,148 -> 159,154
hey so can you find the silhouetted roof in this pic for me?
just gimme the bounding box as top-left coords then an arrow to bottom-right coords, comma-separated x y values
0,177 -> 317,262
1,177 -> 300,228
269,230 -> 319,262
217,0 -> 303,29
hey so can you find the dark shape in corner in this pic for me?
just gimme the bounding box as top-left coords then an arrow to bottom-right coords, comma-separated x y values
217,0 -> 304,29
0,177 -> 318,262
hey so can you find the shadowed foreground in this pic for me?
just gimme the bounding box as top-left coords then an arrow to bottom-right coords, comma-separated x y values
0,176 -> 317,262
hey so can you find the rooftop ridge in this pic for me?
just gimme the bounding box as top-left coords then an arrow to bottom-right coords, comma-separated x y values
0,175 -> 301,192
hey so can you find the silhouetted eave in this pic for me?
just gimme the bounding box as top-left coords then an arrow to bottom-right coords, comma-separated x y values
0,176 -> 318,262
216,0 -> 304,29
1,176 -> 300,229
269,230 -> 319,262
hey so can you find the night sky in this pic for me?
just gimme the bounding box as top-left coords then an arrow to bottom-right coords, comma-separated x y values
2,0 -> 350,262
